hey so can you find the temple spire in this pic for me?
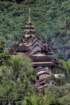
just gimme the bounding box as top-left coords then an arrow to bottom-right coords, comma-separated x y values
28,8 -> 31,23
23,8 -> 35,38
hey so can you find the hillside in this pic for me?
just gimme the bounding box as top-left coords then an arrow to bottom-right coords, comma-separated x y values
0,1 -> 70,105
0,0 -> 70,58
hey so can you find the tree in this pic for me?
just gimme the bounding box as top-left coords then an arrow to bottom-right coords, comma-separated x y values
0,37 -> 5,53
59,59 -> 70,82
0,54 -> 35,104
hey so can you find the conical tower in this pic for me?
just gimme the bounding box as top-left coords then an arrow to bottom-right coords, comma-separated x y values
23,8 -> 35,39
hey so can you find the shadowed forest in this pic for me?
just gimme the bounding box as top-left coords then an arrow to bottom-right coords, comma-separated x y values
0,0 -> 70,105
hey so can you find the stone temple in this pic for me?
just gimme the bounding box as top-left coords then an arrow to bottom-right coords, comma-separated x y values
9,9 -> 65,91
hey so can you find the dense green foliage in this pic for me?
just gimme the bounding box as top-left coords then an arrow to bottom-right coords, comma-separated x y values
0,0 -> 70,49
0,52 -> 70,105
0,53 -> 35,104
0,0 -> 70,59
0,0 -> 70,105
0,45 -> 70,105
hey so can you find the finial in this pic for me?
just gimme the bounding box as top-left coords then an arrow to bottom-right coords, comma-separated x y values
28,8 -> 31,23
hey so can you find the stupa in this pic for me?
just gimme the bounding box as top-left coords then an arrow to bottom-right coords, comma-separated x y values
9,9 -> 64,91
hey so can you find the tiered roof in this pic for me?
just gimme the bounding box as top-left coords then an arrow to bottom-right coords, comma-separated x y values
23,9 -> 35,38
10,9 -> 60,91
